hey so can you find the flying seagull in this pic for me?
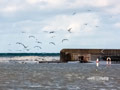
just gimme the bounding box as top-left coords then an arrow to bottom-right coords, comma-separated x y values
96,26 -> 99,27
34,46 -> 42,49
72,12 -> 76,15
16,42 -> 28,48
84,23 -> 88,25
68,28 -> 72,33
62,39 -> 69,43
21,31 -> 25,33
29,35 -> 35,39
49,31 -> 55,34
26,48 -> 30,51
36,41 -> 42,44
49,42 -> 55,45
88,10 -> 91,12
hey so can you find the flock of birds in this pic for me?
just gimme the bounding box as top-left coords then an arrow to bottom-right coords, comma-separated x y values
8,10 -> 100,52
9,27 -> 72,52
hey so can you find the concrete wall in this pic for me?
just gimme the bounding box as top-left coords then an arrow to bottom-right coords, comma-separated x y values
60,49 -> 120,62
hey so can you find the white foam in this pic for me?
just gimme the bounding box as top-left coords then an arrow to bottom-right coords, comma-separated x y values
0,56 -> 59,63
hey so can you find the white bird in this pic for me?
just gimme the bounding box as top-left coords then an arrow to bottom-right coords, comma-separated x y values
36,41 -> 42,44
21,31 -> 25,33
49,42 -> 55,45
29,35 -> 35,39
16,42 -> 28,48
34,46 -> 42,49
62,39 -> 69,43
49,31 -> 55,34
68,28 -> 72,33
72,12 -> 76,15
26,49 -> 30,51
84,23 -> 88,25
88,10 -> 91,11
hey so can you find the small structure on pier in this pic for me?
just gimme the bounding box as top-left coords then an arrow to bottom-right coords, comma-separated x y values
60,49 -> 120,62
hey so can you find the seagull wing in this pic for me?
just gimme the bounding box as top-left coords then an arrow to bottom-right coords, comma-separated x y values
16,42 -> 27,48
29,35 -> 35,38
49,31 -> 55,34
62,39 -> 69,43
37,41 -> 42,44
34,46 -> 42,49
49,42 -> 55,45
68,28 -> 72,33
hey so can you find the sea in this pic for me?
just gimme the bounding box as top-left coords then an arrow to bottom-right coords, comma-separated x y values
0,53 -> 120,90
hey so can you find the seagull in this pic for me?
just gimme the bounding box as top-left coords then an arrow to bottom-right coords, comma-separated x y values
16,42 -> 21,44
68,28 -> 72,33
21,31 -> 25,33
72,12 -> 76,15
84,23 -> 88,25
36,41 -> 42,44
26,49 -> 30,51
62,39 -> 69,43
88,10 -> 91,11
29,35 -> 35,39
49,31 -> 55,34
16,42 -> 28,48
96,26 -> 99,27
34,46 -> 42,49
49,42 -> 55,45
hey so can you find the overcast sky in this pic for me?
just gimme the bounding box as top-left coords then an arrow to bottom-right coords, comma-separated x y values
0,0 -> 120,53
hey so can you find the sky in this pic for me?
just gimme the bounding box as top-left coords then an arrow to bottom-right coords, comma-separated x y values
0,0 -> 120,53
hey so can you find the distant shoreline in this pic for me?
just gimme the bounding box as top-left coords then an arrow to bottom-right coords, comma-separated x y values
0,53 -> 60,57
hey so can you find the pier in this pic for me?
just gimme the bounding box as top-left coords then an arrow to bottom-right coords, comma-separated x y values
60,49 -> 120,62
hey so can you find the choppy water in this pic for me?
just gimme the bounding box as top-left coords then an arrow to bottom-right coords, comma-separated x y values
0,62 -> 120,90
